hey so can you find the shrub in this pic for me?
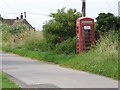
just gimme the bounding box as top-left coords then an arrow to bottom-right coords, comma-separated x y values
43,8 -> 80,47
54,37 -> 76,54
2,23 -> 28,34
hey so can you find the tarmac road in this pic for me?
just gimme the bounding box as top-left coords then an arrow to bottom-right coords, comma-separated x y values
1,51 -> 118,88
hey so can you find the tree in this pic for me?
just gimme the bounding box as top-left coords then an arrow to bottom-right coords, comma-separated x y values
115,16 -> 120,31
96,13 -> 119,32
43,8 -> 80,49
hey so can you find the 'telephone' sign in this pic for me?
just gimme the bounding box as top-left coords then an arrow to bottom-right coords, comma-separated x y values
82,20 -> 92,24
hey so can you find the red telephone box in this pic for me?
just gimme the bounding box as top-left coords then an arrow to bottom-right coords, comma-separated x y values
76,17 -> 94,54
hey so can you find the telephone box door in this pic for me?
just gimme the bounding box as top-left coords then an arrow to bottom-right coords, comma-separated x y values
76,17 -> 94,54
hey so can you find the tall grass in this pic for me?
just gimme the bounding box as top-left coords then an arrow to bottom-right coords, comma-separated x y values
2,30 -> 44,50
62,31 -> 118,79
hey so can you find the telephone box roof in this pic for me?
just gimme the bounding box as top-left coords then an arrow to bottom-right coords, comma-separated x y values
77,17 -> 94,20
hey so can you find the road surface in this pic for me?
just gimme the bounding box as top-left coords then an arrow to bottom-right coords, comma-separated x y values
1,51 -> 118,88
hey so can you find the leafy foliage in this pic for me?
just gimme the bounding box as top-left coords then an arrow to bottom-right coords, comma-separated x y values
96,13 -> 120,32
43,8 -> 80,49
2,23 -> 28,41
55,37 -> 76,54
2,23 -> 28,34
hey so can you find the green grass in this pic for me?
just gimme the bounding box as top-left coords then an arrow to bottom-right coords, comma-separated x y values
0,72 -> 20,89
3,47 -> 119,80
0,72 -> 2,90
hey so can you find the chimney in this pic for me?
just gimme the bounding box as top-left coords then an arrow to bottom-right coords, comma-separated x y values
24,12 -> 26,19
16,17 -> 19,20
81,0 -> 86,17
20,13 -> 23,19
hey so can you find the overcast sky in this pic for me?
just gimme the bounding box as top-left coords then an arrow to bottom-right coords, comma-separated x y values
0,0 -> 119,30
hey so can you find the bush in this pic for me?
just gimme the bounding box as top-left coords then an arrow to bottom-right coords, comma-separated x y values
43,8 -> 80,47
54,37 -> 76,54
2,23 -> 29,47
2,23 -> 28,34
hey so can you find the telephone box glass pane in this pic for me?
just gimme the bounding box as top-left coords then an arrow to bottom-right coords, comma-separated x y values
83,28 -> 92,50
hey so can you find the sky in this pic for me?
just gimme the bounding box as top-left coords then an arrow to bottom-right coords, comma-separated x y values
0,0 -> 119,30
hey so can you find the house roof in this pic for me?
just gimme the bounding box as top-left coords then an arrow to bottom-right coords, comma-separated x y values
23,19 -> 34,30
0,16 -> 35,30
3,19 -> 16,25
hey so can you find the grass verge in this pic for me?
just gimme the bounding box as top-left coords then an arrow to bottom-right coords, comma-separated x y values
3,47 -> 119,80
0,72 -> 20,89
